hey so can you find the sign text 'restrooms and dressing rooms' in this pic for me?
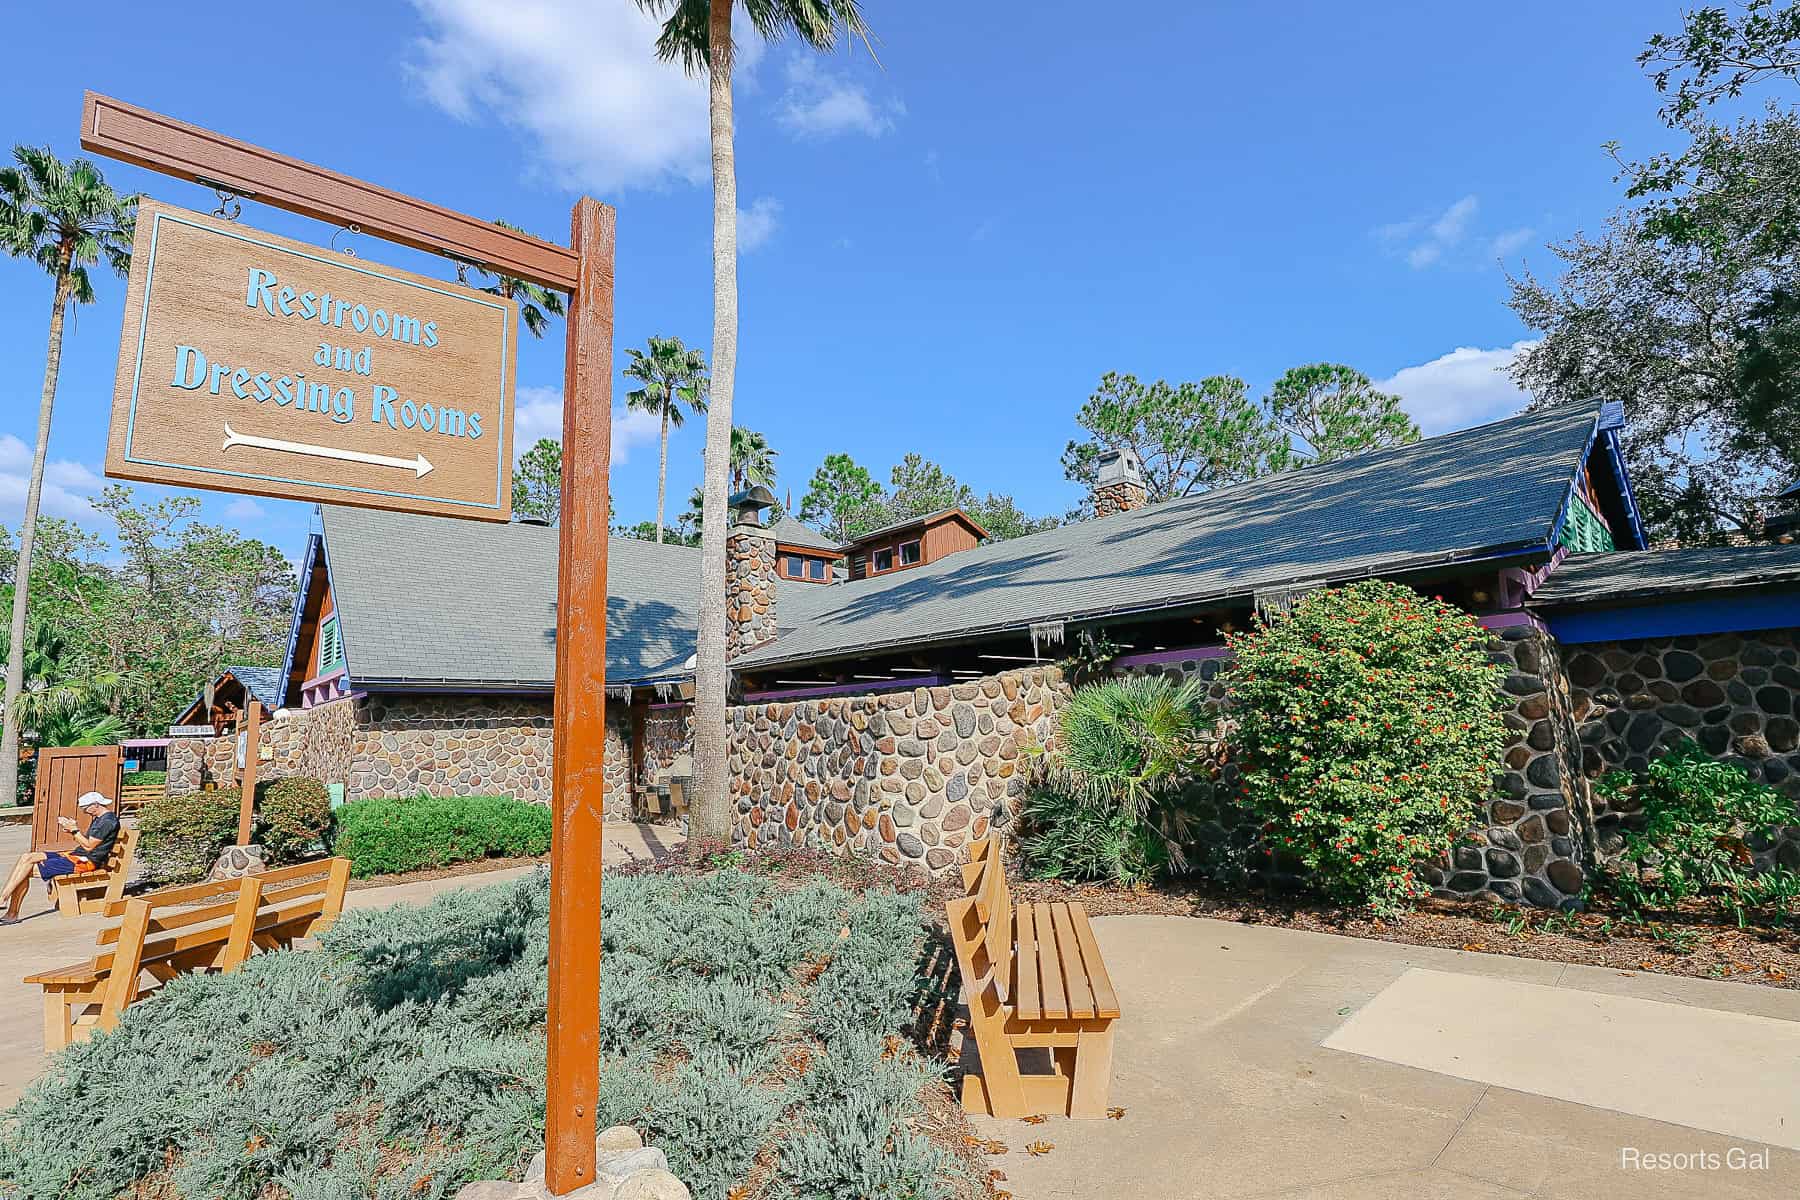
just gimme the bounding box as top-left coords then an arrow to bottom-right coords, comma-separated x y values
106,200 -> 516,520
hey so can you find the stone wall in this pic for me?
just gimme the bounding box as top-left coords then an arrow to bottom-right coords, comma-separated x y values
727,668 -> 1068,873
1560,628 -> 1800,862
167,700 -> 359,797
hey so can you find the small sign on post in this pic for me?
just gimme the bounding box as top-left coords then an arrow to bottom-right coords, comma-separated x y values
106,201 -> 516,521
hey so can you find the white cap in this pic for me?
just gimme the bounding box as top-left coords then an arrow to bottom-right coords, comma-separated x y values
76,791 -> 110,809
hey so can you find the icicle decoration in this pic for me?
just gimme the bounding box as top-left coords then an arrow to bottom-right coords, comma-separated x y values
654,681 -> 676,702
1253,584 -> 1317,622
1028,619 -> 1066,659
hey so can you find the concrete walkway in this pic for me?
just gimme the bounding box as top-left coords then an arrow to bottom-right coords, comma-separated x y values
0,820 -> 683,1106
968,915 -> 1800,1199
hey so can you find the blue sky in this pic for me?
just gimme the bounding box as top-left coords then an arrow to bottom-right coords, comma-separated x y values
0,0 -> 1689,566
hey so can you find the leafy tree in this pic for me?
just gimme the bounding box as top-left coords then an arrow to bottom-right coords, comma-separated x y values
1061,372 -> 1289,508
966,493 -> 1060,540
1264,363 -> 1420,465
729,426 -> 777,491
623,335 -> 710,543
0,146 -> 135,806
1510,114 -> 1800,540
1640,0 -> 1800,122
24,487 -> 293,739
799,453 -> 885,542
0,621 -> 118,745
472,219 -> 567,337
512,438 -> 564,523
633,0 -> 871,857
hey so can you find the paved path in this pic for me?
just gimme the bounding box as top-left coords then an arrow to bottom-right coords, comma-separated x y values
0,820 -> 683,1106
967,915 -> 1800,1199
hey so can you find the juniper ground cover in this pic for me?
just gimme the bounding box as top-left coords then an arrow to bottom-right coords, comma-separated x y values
0,869 -> 961,1200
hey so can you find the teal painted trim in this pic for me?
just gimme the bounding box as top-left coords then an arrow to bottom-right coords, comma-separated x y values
123,210 -> 512,512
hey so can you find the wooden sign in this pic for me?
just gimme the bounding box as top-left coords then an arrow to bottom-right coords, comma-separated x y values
106,200 -> 515,520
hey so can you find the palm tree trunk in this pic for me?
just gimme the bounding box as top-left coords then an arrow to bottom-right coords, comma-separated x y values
655,406 -> 670,544
688,0 -> 739,859
1,262 -> 72,806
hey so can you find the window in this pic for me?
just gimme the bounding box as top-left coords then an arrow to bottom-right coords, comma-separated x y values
899,540 -> 921,566
808,558 -> 826,580
872,547 -> 895,573
317,615 -> 344,675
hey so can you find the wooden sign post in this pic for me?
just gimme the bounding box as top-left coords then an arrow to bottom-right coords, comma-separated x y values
235,699 -> 261,845
82,92 -> 613,1194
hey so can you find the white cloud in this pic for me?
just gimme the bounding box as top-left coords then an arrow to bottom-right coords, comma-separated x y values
1488,226 -> 1536,258
776,54 -> 898,138
513,385 -> 663,465
736,197 -> 782,252
223,497 -> 266,522
0,435 -> 101,525
408,0 -> 761,193
1377,194 -> 1499,270
1380,340 -> 1540,436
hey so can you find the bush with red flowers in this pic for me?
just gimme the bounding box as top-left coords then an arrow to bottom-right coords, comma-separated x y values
1221,580 -> 1508,918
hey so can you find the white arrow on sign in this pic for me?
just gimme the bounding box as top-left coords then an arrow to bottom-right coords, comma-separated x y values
222,423 -> 434,478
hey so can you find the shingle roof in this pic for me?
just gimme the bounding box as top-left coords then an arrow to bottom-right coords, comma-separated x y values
843,506 -> 988,546
1781,479 -> 1800,499
767,516 -> 840,554
229,666 -> 285,712
734,403 -> 1604,670
1530,545 -> 1800,608
316,403 -> 1604,686
321,508 -> 702,689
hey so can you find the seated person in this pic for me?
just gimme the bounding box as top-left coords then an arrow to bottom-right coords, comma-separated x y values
1,792 -> 120,923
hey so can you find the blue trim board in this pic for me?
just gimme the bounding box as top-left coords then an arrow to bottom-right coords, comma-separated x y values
1543,592 -> 1800,643
124,209 -> 512,513
1602,429 -> 1650,550
275,529 -> 321,704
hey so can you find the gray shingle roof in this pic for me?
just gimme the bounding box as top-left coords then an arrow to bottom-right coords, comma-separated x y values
322,508 -> 702,689
1530,545 -> 1800,608
229,666 -> 285,712
843,506 -> 988,546
766,516 -> 840,554
733,403 -> 1605,670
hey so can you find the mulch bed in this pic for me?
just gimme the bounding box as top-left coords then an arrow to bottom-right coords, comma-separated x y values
342,853 -> 547,892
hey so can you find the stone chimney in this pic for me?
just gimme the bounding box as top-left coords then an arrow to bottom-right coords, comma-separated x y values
1093,447 -> 1147,516
726,486 -> 779,659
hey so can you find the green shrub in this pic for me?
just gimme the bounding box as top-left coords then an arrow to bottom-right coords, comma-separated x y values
1594,742 -> 1800,925
0,870 -> 950,1200
257,777 -> 335,865
138,789 -> 240,883
1018,783 -> 1170,886
1222,580 -> 1509,918
140,778 -> 336,882
121,769 -> 166,787
332,794 -> 553,877
1027,674 -> 1215,884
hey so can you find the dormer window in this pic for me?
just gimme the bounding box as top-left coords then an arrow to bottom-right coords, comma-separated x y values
899,540 -> 921,566
809,558 -> 826,580
872,547 -> 895,573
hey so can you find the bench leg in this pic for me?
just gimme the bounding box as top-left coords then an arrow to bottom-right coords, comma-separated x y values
42,990 -> 71,1052
54,884 -> 80,918
1069,1026 -> 1115,1119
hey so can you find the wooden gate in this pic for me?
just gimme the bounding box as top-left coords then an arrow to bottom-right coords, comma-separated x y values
31,746 -> 122,853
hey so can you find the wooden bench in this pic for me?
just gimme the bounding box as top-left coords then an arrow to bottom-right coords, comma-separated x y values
50,825 -> 140,917
117,783 -> 163,815
26,857 -> 351,1050
945,836 -> 1121,1119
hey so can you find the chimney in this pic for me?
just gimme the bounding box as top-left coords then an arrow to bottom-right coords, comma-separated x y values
725,485 -> 779,659
1093,448 -> 1147,516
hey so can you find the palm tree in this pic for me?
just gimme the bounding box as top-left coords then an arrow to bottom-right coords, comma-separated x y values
635,0 -> 870,858
473,219 -> 567,337
624,335 -> 710,543
0,147 -> 135,807
0,621 -> 118,738
730,426 -> 777,491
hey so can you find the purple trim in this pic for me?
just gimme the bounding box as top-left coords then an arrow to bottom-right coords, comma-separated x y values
1478,611 -> 1546,632
121,738 -> 171,749
648,700 -> 691,712
744,674 -> 948,703
1112,644 -> 1231,668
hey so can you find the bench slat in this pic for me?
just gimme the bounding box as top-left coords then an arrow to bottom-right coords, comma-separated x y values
1032,902 -> 1069,1020
1013,902 -> 1042,1021
1066,903 -> 1120,1019
1049,902 -> 1098,1020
